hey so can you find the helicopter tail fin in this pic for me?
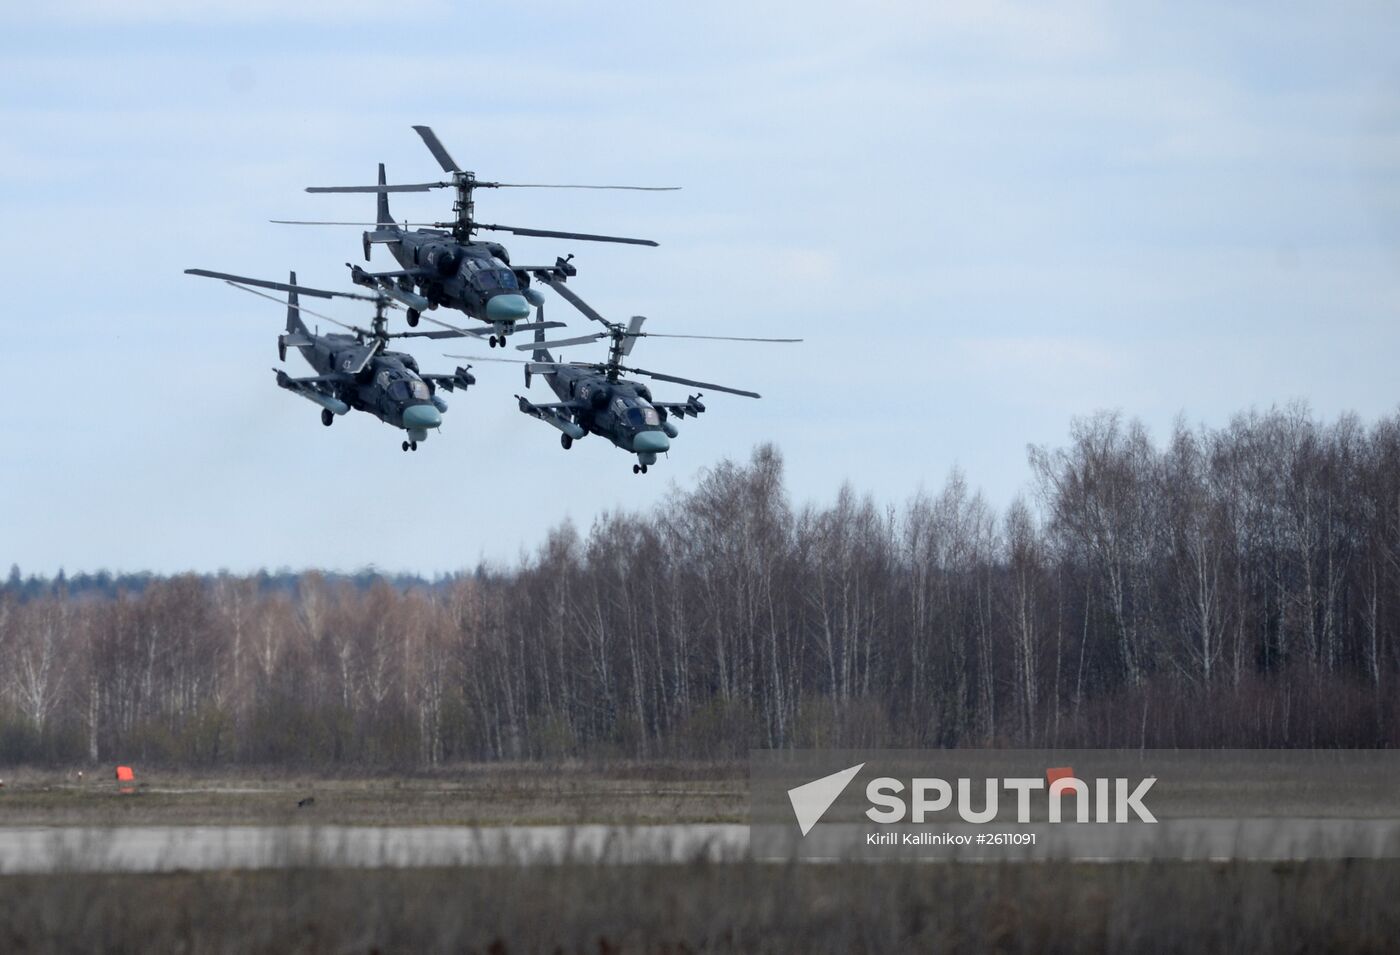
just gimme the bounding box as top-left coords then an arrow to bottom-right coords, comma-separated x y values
361,163 -> 399,261
532,303 -> 552,364
376,162 -> 392,227
285,270 -> 310,337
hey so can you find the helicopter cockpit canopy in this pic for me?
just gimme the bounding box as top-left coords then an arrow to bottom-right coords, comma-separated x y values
380,370 -> 431,404
614,395 -> 660,429
463,257 -> 520,292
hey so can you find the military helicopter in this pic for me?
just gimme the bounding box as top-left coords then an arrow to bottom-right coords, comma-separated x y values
185,268 -> 480,451
272,125 -> 678,348
449,274 -> 800,474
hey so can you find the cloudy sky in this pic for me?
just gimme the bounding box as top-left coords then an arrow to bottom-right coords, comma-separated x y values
3,1 -> 1398,575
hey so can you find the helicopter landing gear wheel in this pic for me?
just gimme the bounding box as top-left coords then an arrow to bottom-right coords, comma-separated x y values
561,434 -> 573,450
321,409 -> 334,427
407,308 -> 420,327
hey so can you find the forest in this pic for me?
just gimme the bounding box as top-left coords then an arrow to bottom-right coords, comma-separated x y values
4,403 -> 1400,767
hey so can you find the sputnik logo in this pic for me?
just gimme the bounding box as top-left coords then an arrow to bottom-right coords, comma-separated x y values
785,761 -> 1156,835
787,763 -> 864,836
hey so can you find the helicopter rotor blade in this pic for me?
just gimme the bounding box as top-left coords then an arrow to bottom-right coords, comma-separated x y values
641,333 -> 804,343
443,354 -> 591,369
620,315 -> 646,356
517,332 -> 607,351
418,314 -> 493,339
392,329 -> 475,340
620,365 -> 761,399
412,125 -> 461,173
477,223 -> 658,247
481,182 -> 680,191
509,319 -> 568,334
532,274 -> 615,329
422,315 -> 567,340
220,282 -> 360,333
269,219 -> 438,227
442,354 -> 532,364
305,182 -> 448,193
185,268 -> 382,302
515,327 -> 802,352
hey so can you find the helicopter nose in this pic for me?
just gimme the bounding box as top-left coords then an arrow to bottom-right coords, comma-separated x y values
403,404 -> 442,430
486,293 -> 532,323
633,430 -> 670,454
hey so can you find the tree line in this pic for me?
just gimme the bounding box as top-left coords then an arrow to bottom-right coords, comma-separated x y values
3,403 -> 1399,767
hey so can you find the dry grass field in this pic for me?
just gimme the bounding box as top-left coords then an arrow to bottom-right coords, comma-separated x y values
1,859 -> 1397,953
0,761 -> 747,827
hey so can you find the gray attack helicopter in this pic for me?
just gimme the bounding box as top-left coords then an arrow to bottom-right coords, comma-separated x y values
272,125 -> 678,348
449,274 -> 801,474
186,268 -> 489,452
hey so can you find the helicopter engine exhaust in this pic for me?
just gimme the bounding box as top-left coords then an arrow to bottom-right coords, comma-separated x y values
422,245 -> 461,278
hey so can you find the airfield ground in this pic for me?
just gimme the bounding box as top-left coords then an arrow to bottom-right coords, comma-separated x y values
0,760 -> 747,827
2,761 -> 1398,951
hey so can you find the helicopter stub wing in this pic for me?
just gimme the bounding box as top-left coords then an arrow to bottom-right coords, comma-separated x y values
420,367 -> 477,393
653,395 -> 708,419
355,267 -> 423,280
516,395 -> 587,439
514,266 -> 573,282
518,399 -> 583,412
346,265 -> 431,310
273,370 -> 351,416
277,372 -> 345,385
520,256 -> 579,279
